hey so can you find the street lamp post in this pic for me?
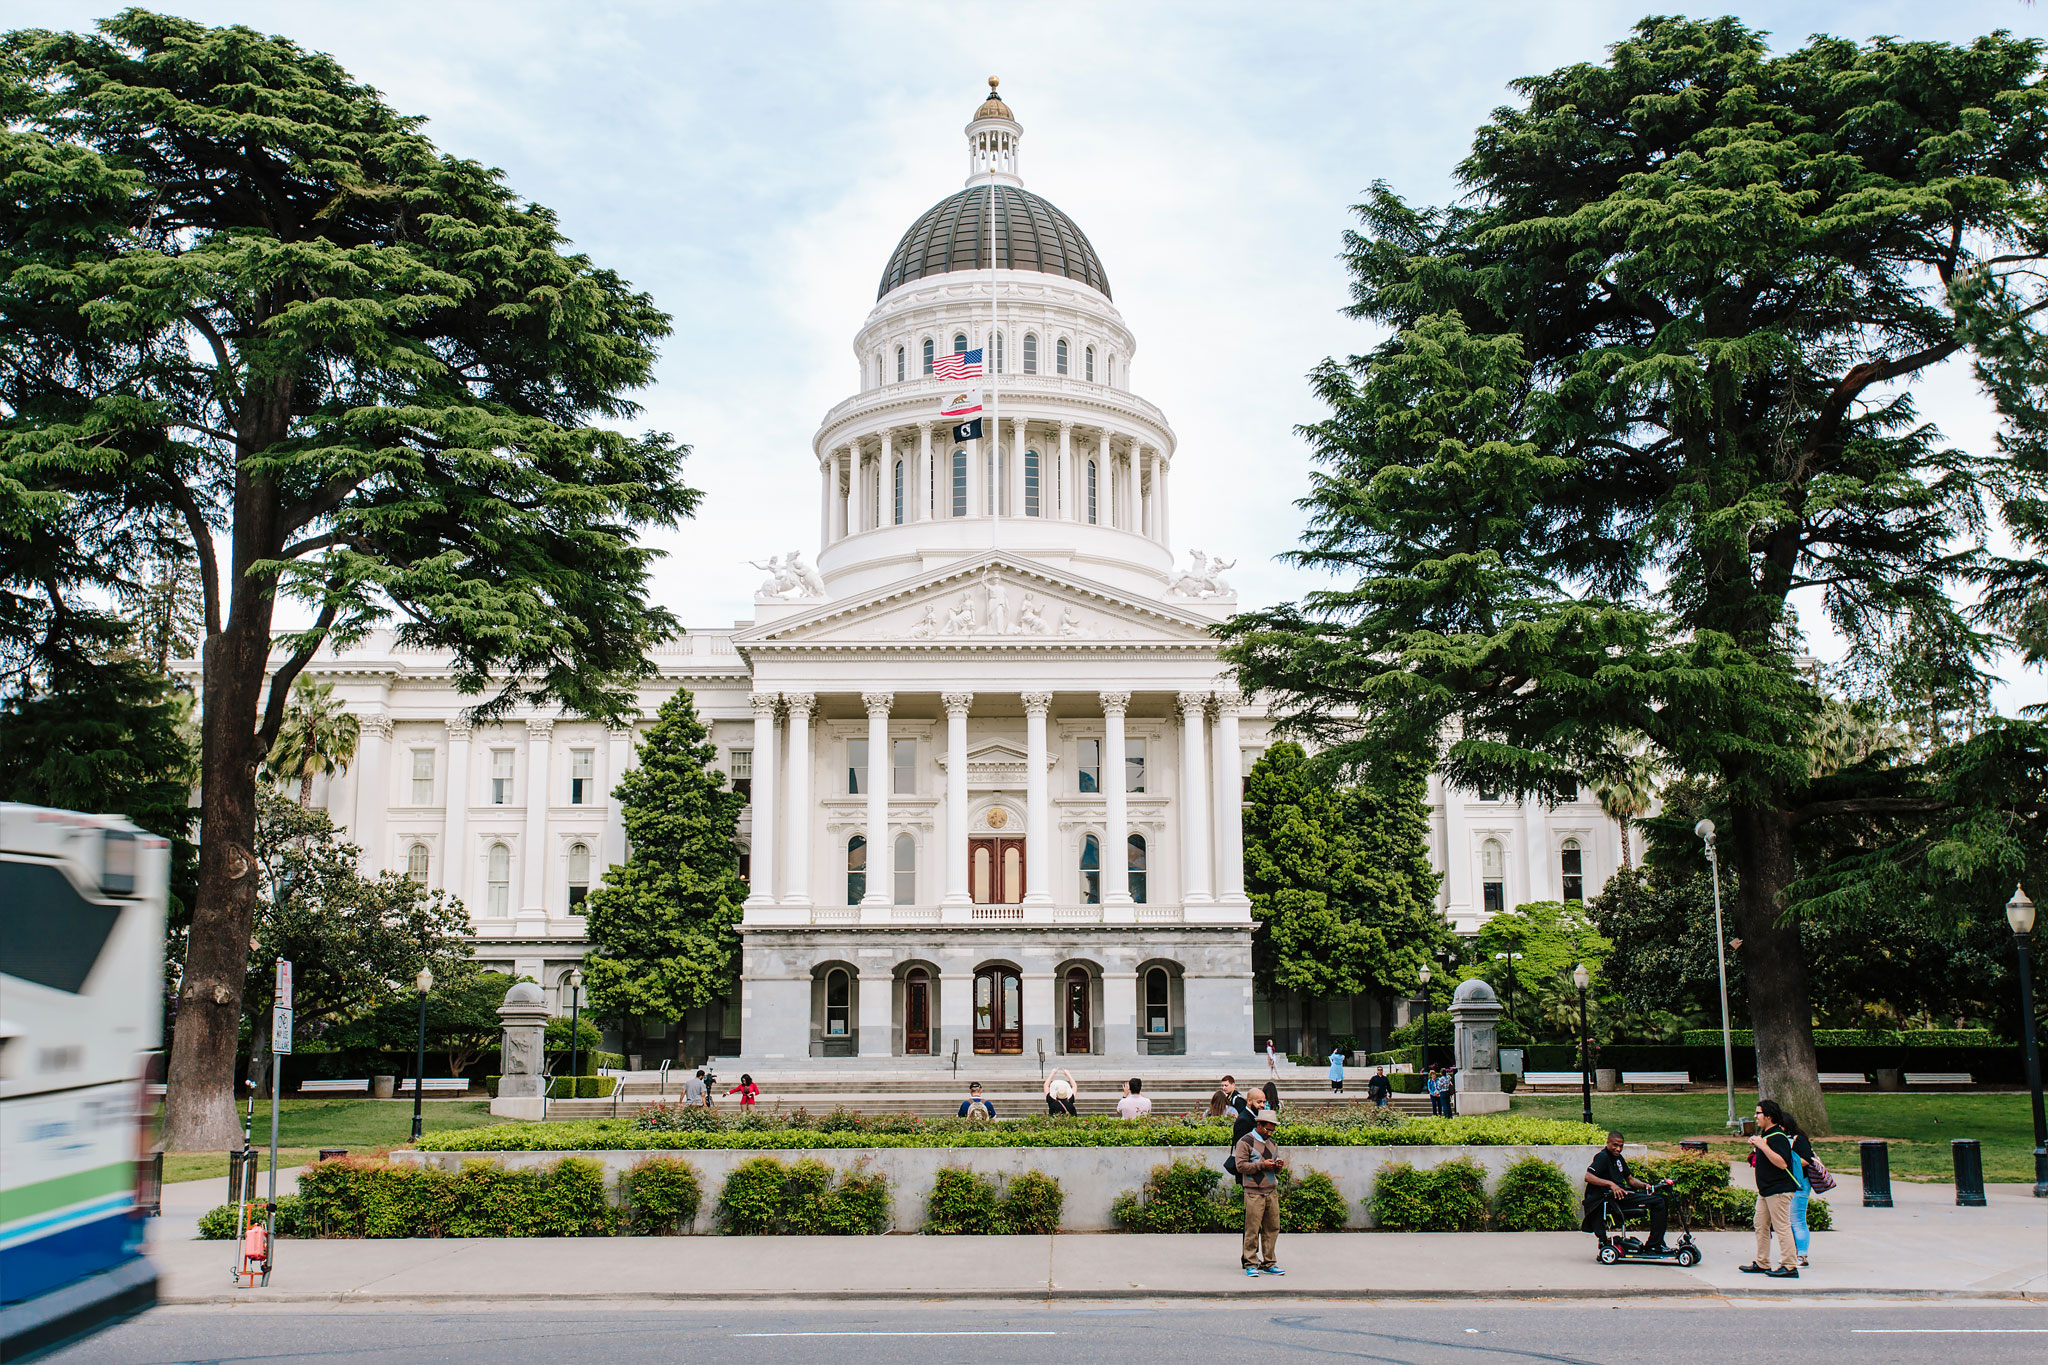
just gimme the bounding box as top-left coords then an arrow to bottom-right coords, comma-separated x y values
410,967 -> 433,1141
2006,885 -> 2045,1198
1696,819 -> 1740,1132
566,969 -> 585,1094
1418,964 -> 1433,1100
1493,951 -> 1525,1031
1574,963 -> 1593,1126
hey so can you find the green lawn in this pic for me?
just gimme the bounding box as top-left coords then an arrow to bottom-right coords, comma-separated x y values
1511,1091 -> 2042,1183
164,1099 -> 519,1181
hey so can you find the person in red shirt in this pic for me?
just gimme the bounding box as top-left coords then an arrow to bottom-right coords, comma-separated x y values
726,1073 -> 760,1106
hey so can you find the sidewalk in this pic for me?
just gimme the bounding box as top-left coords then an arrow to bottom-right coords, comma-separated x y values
149,1177 -> 2045,1303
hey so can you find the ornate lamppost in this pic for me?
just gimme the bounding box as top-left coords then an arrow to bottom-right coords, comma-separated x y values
410,967 -> 432,1141
565,968 -> 585,1093
2005,885 -> 2045,1198
1418,964 -> 1433,1101
1494,951 -> 1525,1031
1573,963 -> 1593,1126
1696,819 -> 1740,1131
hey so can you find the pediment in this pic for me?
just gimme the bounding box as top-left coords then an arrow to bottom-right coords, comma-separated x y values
734,553 -> 1221,650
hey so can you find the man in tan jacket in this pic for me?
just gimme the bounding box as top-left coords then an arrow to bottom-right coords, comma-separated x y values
1234,1109 -> 1287,1275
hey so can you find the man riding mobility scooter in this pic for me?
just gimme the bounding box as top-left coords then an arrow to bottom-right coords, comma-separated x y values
1583,1131 -> 1701,1267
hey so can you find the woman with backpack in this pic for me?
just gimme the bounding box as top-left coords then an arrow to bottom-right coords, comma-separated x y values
1776,1109 -> 1831,1267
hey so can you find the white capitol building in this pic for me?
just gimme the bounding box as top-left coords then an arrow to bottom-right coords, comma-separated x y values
272,85 -> 1631,1067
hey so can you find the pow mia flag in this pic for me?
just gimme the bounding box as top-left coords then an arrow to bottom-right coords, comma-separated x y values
951,417 -> 984,442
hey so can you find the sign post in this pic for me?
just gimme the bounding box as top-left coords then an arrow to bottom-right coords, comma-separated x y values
266,959 -> 292,1286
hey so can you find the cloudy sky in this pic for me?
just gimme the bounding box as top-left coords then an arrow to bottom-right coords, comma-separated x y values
19,0 -> 2047,711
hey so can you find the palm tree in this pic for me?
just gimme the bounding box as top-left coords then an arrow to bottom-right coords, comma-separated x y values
265,677 -> 359,806
1588,741 -> 1660,870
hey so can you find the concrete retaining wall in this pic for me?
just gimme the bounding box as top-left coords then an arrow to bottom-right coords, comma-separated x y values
392,1143 -> 1619,1232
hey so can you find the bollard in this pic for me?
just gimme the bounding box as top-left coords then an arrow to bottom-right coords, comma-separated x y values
1952,1138 -> 1988,1207
1860,1140 -> 1894,1207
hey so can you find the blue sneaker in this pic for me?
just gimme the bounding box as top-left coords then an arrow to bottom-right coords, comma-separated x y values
1260,1266 -> 1286,1276
1244,1267 -> 1259,1277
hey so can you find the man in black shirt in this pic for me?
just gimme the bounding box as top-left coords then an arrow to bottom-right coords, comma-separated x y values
1744,1100 -> 1801,1277
1583,1131 -> 1667,1251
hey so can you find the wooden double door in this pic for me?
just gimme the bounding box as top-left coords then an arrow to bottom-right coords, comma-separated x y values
970,836 -> 1025,904
973,965 -> 1022,1054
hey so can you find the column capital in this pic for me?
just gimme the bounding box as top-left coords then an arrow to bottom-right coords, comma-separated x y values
1098,690 -> 1131,716
749,691 -> 780,716
607,721 -> 636,737
1059,419 -> 1073,435
1176,690 -> 1211,715
783,692 -> 817,717
1020,691 -> 1053,717
524,716 -> 554,739
941,691 -> 975,717
1211,687 -> 1244,714
861,691 -> 895,716
361,714 -> 393,740
445,718 -> 473,742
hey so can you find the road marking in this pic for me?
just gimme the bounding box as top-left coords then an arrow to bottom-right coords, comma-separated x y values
1851,1330 -> 2048,1335
736,1332 -> 1060,1338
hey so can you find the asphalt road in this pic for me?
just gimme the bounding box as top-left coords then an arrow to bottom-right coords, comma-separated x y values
47,1299 -> 2048,1364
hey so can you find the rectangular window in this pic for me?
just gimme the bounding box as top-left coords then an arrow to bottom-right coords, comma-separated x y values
1024,450 -> 1040,517
1077,738 -> 1100,793
847,737 -> 868,795
491,750 -> 514,805
1560,843 -> 1585,902
570,748 -> 594,805
730,748 -> 752,803
410,750 -> 434,806
1478,786 -> 1501,803
1125,737 -> 1146,794
1483,880 -> 1505,915
738,851 -> 752,885
951,451 -> 967,518
893,459 -> 904,525
892,737 -> 916,795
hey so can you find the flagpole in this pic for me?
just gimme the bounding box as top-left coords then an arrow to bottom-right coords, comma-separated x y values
987,98 -> 999,535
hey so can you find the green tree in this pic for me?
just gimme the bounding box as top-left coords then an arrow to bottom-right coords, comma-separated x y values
263,676 -> 359,806
1221,19 -> 2048,1133
343,969 -> 516,1077
1587,740 -> 1660,871
1243,741 -> 1446,1002
1470,900 -> 1609,1036
581,691 -> 746,1051
0,11 -> 701,1147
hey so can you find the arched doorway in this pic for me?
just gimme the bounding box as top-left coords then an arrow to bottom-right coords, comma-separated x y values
970,837 -> 1025,903
974,964 -> 1022,1054
1064,967 -> 1091,1054
905,967 -> 932,1055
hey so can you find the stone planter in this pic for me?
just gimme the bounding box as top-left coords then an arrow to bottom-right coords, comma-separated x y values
370,1074 -> 396,1100
1875,1067 -> 1905,1092
1595,1068 -> 1621,1092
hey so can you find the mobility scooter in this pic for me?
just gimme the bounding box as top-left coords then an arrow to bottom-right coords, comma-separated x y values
1592,1177 -> 1702,1267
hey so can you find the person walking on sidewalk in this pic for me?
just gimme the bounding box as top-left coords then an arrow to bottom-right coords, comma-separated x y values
1742,1099 -> 1801,1278
1266,1037 -> 1279,1077
1779,1111 -> 1817,1268
1235,1109 -> 1287,1276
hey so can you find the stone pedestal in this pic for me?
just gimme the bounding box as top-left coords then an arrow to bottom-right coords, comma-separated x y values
492,979 -> 551,1119
1449,978 -> 1511,1115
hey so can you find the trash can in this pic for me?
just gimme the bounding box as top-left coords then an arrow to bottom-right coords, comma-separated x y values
317,1149 -> 348,1162
1952,1138 -> 1987,1207
1595,1068 -> 1620,1092
1874,1067 -> 1904,1092
371,1074 -> 396,1100
1859,1140 -> 1893,1207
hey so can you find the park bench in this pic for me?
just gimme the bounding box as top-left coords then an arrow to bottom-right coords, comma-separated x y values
1818,1071 -> 1869,1086
1521,1071 -> 1584,1088
1904,1072 -> 1973,1087
394,1078 -> 471,1094
1623,1070 -> 1690,1092
298,1079 -> 368,1094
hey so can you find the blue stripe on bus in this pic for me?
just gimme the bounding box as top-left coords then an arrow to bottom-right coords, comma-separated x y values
0,1211 -> 143,1306
0,1194 -> 134,1248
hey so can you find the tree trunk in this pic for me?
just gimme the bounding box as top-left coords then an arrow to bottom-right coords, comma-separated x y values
1615,817 -> 1633,870
1728,804 -> 1831,1136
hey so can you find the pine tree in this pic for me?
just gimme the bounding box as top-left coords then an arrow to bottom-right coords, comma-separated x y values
1243,742 -> 1446,1002
582,691 -> 747,1049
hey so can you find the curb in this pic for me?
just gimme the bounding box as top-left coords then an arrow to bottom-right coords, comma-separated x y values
159,1287 -> 2047,1306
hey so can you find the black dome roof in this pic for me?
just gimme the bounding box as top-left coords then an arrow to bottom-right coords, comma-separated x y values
878,185 -> 1110,301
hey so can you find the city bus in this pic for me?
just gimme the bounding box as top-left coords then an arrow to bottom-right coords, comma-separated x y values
1,804 -> 168,1360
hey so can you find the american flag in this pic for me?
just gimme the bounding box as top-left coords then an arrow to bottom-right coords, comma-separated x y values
933,347 -> 983,382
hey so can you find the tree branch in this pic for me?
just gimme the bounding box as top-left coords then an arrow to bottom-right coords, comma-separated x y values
257,594 -> 342,752
279,531 -> 345,560
1782,796 -> 1949,828
164,481 -> 223,637
282,476 -> 366,536
167,418 -> 241,446
181,309 -> 242,405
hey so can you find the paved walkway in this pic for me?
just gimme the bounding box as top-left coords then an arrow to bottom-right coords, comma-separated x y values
149,1176 -> 2044,1303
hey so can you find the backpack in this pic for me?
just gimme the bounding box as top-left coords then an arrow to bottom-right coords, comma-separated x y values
1803,1151 -> 1836,1193
964,1099 -> 991,1121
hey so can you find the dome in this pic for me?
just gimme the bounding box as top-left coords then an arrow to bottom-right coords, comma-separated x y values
501,979 -> 544,1006
1451,978 -> 1498,1006
878,185 -> 1111,301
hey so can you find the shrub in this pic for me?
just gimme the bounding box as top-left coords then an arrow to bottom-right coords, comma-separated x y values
716,1157 -> 789,1234
1368,1157 -> 1487,1231
293,1156 -> 614,1238
714,1156 -> 893,1235
1274,1168 -> 1347,1233
484,1075 -> 500,1098
197,1195 -> 305,1240
925,1167 -> 1003,1235
825,1161 -> 893,1235
1806,1197 -> 1832,1232
1112,1158 -> 1236,1233
1000,1170 -> 1065,1235
1491,1157 -> 1577,1231
1637,1155 -> 1751,1228
624,1157 -> 702,1234
635,1103 -> 724,1133
817,1106 -> 870,1133
1368,1161 -> 1432,1230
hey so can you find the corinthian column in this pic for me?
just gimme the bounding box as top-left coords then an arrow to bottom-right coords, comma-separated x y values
860,692 -> 894,914
443,718 -> 472,906
1101,691 -> 1132,918
1177,692 -> 1213,907
521,717 -> 553,914
781,693 -> 815,907
1213,689 -> 1247,909
1021,692 -> 1053,906
942,692 -> 973,910
745,694 -> 778,907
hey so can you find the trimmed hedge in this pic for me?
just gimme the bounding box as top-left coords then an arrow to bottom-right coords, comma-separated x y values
715,1156 -> 891,1234
922,1167 -> 1067,1234
1679,1029 -> 1995,1048
1636,1155 -> 1832,1231
197,1195 -> 306,1240
1370,1157 -> 1488,1231
1108,1160 -> 1356,1234
622,1157 -> 702,1235
1491,1156 -> 1579,1231
416,1110 -> 1606,1152
291,1156 -> 616,1237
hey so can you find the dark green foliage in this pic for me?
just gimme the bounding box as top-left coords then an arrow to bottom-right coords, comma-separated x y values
713,1156 -> 892,1235
197,1196 -> 304,1240
623,1158 -> 702,1235
923,1167 -> 1068,1234
582,691 -> 747,1030
635,1102 -> 723,1133
1490,1157 -> 1576,1231
545,1016 -> 603,1060
293,1157 -> 616,1238
1243,741 -> 1446,1000
1636,1155 -> 1756,1230
1111,1158 -> 1236,1233
1000,1170 -> 1065,1235
1270,1167 -> 1348,1233
1368,1157 -> 1487,1231
340,972 -> 526,1078
1366,1161 -> 1432,1231
1220,16 -> 2048,1136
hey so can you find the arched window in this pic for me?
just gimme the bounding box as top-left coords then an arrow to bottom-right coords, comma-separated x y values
893,833 -> 915,905
1560,838 -> 1585,902
1022,332 -> 1038,373
1145,966 -> 1171,1035
1085,344 -> 1096,382
1080,834 -> 1100,904
923,338 -> 935,374
486,842 -> 510,917
951,449 -> 968,517
1056,337 -> 1069,375
893,458 -> 904,525
953,332 -> 968,354
825,967 -> 850,1037
993,331 -> 1004,373
847,835 -> 867,905
406,842 -> 429,883
895,345 -> 905,382
1481,838 -> 1505,916
567,841 -> 590,910
1086,460 -> 1098,524
1024,449 -> 1041,517
1106,353 -> 1115,386
1127,833 -> 1148,904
